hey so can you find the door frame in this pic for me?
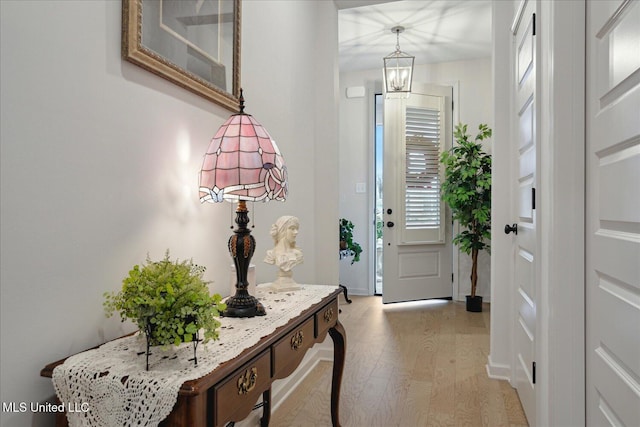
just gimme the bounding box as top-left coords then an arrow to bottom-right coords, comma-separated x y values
537,1 -> 585,425
489,1 -> 585,425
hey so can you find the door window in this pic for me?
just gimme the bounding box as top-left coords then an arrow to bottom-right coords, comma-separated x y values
405,106 -> 442,231
399,97 -> 446,245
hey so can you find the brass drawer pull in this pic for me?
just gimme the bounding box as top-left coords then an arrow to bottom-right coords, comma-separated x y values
291,330 -> 304,350
237,367 -> 258,395
323,308 -> 334,323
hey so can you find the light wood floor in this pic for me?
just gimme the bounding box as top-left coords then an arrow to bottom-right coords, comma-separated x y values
270,296 -> 528,427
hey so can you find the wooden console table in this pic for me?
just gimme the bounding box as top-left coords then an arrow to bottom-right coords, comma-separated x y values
41,287 -> 346,427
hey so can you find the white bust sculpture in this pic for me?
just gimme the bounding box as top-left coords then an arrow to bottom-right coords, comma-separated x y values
264,215 -> 303,292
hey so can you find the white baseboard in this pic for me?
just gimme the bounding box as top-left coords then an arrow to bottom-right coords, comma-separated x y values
486,354 -> 511,382
343,287 -> 369,296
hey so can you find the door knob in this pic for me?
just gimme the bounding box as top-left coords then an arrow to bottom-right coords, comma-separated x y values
387,221 -> 395,228
504,224 -> 518,235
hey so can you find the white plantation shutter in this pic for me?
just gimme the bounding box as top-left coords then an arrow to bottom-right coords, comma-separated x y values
405,107 -> 441,229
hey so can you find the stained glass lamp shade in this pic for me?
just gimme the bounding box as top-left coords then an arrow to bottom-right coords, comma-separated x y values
199,93 -> 287,317
199,116 -> 287,204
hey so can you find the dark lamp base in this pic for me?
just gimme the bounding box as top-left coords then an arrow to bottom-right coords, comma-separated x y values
222,294 -> 266,318
224,200 -> 266,318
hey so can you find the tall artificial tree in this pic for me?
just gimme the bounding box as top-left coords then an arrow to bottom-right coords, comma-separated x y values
440,123 -> 492,302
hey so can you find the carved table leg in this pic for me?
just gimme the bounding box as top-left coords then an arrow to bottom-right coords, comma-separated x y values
338,284 -> 352,304
55,409 -> 69,427
329,320 -> 346,427
260,388 -> 271,427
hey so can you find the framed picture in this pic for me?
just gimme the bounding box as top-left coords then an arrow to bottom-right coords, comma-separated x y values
122,0 -> 241,112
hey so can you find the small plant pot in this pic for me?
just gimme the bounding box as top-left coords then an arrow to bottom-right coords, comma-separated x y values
466,295 -> 483,312
143,334 -> 201,371
143,316 -> 201,370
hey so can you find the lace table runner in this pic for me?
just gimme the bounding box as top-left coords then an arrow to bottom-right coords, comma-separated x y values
52,284 -> 338,427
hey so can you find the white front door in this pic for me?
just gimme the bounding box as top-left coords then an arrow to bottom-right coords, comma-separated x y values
586,1 -> 640,425
382,84 -> 453,304
510,1 -> 538,424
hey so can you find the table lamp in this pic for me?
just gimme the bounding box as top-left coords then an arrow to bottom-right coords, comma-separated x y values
199,90 -> 287,317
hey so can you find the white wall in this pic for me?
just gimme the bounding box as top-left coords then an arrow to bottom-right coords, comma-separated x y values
338,58 -> 493,300
0,1 -> 338,426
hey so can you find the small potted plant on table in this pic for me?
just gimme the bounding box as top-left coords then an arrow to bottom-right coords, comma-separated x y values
104,251 -> 226,369
440,123 -> 492,312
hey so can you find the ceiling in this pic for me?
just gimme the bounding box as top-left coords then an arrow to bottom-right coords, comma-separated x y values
337,0 -> 492,73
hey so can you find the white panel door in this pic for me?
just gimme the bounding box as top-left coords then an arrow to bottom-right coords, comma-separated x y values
586,1 -> 640,425
382,84 -> 453,304
509,1 -> 538,424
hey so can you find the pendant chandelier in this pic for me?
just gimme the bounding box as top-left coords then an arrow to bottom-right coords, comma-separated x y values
383,26 -> 415,98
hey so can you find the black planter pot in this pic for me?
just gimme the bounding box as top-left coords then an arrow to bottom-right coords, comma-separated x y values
466,295 -> 483,312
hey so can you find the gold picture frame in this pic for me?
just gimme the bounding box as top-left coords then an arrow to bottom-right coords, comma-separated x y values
122,0 -> 241,112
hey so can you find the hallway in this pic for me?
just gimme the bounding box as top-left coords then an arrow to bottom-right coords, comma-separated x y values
272,296 -> 528,426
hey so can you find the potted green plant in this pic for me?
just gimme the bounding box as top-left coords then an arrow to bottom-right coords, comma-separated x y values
339,218 -> 363,264
440,123 -> 492,312
103,250 -> 226,369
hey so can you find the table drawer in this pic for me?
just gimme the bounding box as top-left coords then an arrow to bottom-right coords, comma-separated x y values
272,316 -> 315,379
316,298 -> 338,338
213,350 -> 271,427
